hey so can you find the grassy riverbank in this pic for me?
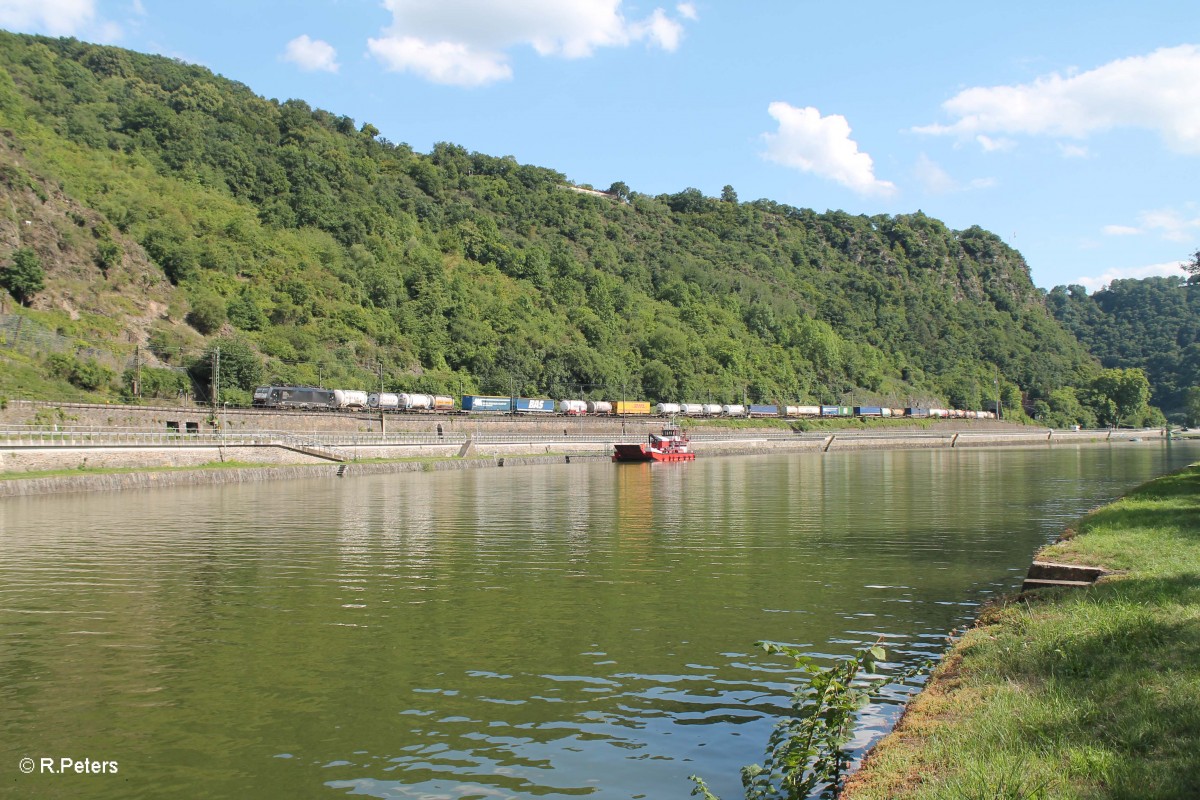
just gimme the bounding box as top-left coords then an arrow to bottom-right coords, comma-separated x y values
842,464 -> 1200,799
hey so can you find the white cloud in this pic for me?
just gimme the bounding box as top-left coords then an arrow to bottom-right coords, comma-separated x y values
762,102 -> 896,197
0,0 -> 108,38
1058,142 -> 1091,159
367,0 -> 693,86
1102,207 -> 1200,242
976,134 -> 1016,153
1072,260 -> 1189,292
913,154 -> 957,194
282,35 -> 340,73
913,154 -> 996,195
915,44 -> 1200,154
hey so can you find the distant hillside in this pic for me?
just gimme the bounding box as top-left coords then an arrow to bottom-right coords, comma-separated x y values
1049,277 -> 1200,417
0,31 -> 1100,415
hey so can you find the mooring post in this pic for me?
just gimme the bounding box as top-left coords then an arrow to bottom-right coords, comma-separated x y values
822,435 -> 835,452
950,432 -> 960,448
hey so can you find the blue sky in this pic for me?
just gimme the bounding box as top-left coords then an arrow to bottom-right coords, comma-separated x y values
3,0 -> 1198,291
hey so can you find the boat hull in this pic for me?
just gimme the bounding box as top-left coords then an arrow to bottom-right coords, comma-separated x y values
648,450 -> 695,462
612,444 -> 652,462
611,444 -> 696,462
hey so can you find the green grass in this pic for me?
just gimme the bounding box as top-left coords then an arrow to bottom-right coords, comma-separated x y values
842,465 -> 1200,800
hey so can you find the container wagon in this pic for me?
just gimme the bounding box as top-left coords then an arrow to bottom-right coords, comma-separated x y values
559,399 -> 588,415
614,401 -> 652,415
368,392 -> 401,411
515,398 -> 556,414
462,395 -> 513,413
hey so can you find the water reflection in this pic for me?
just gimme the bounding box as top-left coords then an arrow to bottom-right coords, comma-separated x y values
0,443 -> 1196,799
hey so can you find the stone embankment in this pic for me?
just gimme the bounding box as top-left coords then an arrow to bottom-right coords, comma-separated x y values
0,454 -> 613,498
0,399 -> 1167,497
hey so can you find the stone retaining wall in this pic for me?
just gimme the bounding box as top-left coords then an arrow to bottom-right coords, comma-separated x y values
0,454 -> 612,498
0,428 -> 1165,498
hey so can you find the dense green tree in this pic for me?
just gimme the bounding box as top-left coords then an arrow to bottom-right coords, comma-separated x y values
189,337 -> 263,401
1184,386 -> 1200,427
1049,277 -> 1198,416
1087,368 -> 1150,427
1,247 -> 44,305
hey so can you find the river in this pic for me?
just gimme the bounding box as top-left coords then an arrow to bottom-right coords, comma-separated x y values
2,442 -> 1197,798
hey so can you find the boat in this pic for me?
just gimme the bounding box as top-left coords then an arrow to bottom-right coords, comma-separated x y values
612,423 -> 696,462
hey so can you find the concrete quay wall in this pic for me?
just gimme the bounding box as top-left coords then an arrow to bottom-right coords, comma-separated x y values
0,427 -> 1165,498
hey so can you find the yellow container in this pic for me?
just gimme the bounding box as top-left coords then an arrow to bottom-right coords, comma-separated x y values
613,401 -> 652,415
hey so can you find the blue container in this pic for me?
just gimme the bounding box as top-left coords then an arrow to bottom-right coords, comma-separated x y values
820,406 -> 841,417
749,404 -> 779,416
514,397 -> 556,414
855,406 -> 884,416
906,407 -> 930,418
462,395 -> 513,413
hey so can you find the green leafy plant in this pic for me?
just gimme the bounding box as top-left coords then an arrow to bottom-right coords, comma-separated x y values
691,641 -> 889,800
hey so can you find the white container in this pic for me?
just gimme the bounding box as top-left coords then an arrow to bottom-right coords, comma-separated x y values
722,404 -> 746,416
702,403 -> 723,415
559,399 -> 588,415
368,392 -> 401,410
403,393 -> 434,410
586,400 -> 613,415
332,389 -> 369,409
655,402 -> 682,415
794,405 -> 821,417
680,403 -> 705,415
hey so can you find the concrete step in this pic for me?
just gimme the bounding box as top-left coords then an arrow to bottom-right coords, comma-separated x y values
1027,561 -> 1108,582
1021,578 -> 1096,592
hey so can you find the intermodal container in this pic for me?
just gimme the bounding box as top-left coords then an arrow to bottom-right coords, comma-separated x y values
722,404 -> 746,416
906,407 -> 930,418
333,389 -> 369,409
680,403 -> 705,415
854,406 -> 884,417
586,400 -> 613,415
749,404 -> 779,416
839,406 -> 853,417
702,404 -> 723,415
403,393 -> 434,411
559,399 -> 588,415
515,397 -> 556,414
461,395 -> 513,413
432,395 -> 455,411
614,401 -> 652,415
368,392 -> 401,410
794,405 -> 822,417
821,405 -> 840,417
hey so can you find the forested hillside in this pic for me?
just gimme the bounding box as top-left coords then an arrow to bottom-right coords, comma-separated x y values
1049,277 -> 1200,418
0,31 -> 1116,419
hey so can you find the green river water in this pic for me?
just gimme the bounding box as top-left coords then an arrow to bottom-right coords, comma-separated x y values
2,442 -> 1197,799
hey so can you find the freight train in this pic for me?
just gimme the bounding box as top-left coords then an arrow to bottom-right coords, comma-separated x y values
252,386 -> 997,420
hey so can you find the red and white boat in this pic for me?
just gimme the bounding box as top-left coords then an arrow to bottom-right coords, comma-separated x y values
612,424 -> 695,462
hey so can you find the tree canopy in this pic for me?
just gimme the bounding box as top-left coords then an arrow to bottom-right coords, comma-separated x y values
0,31 -> 1115,413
